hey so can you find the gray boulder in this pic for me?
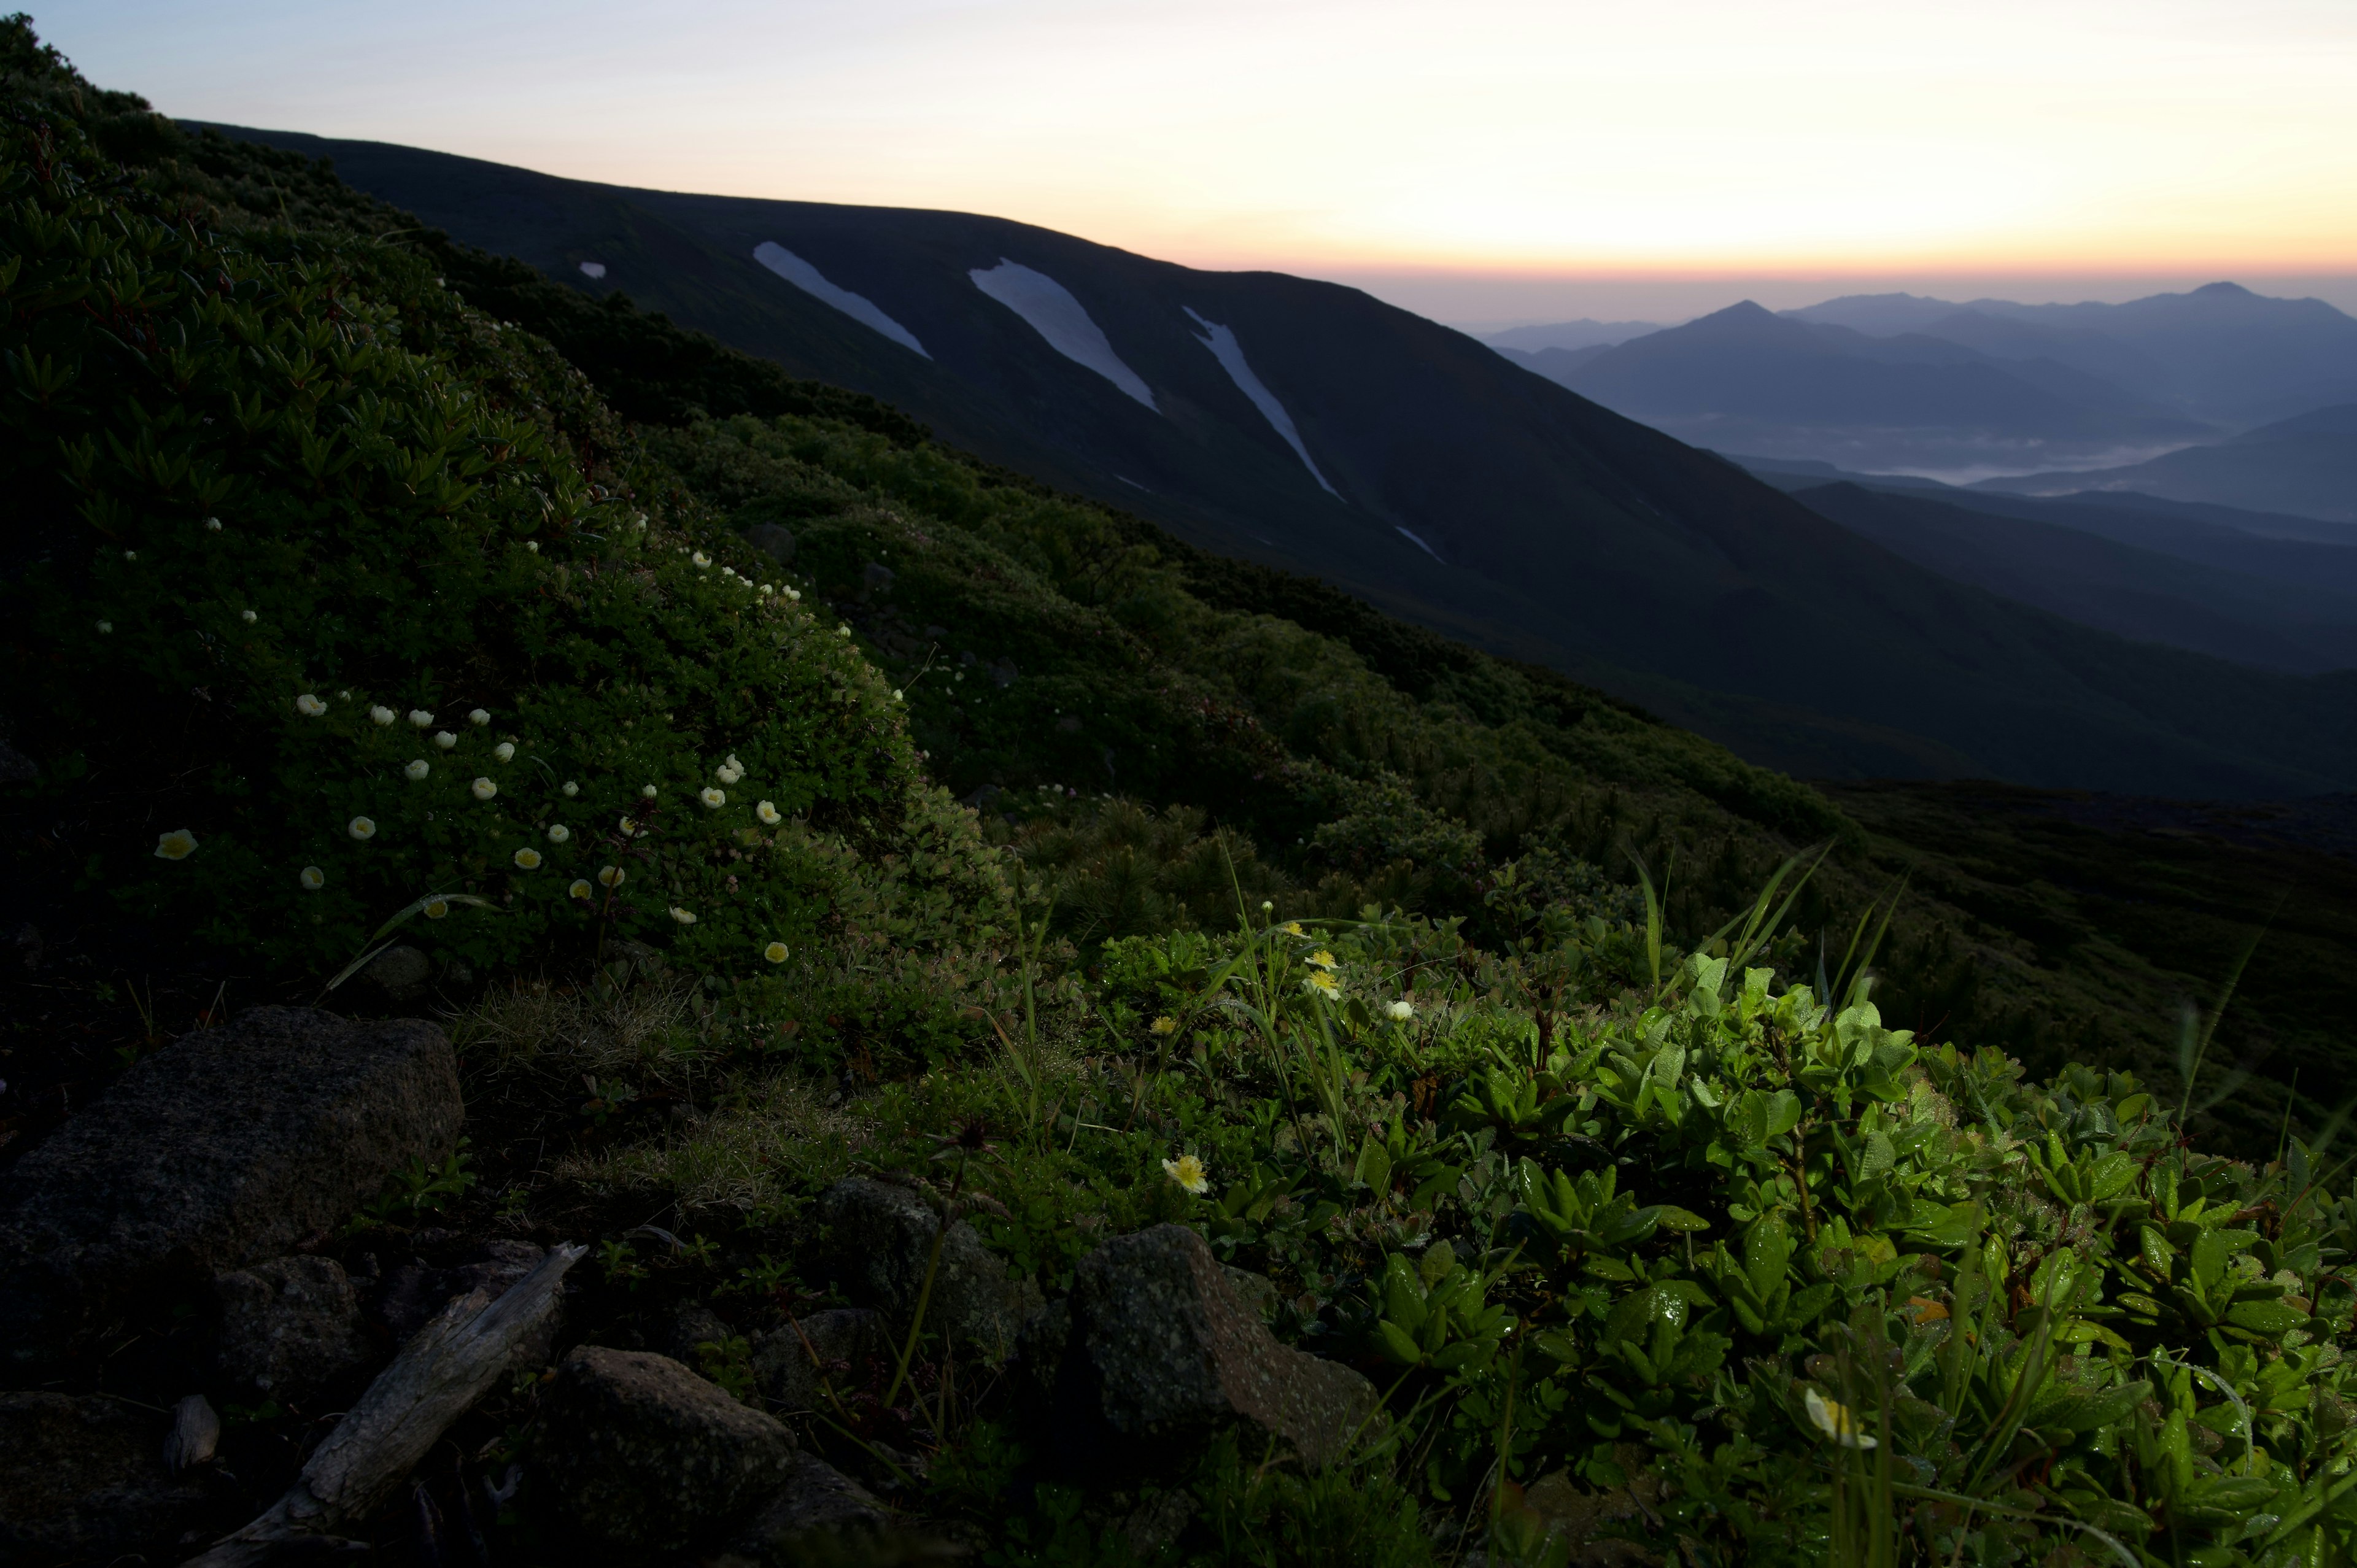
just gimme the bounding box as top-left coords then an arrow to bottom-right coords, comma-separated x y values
743,522 -> 796,566
0,1392 -> 237,1565
213,1254 -> 371,1402
536,1346 -> 796,1557
1052,1224 -> 1379,1478
753,1307 -> 889,1412
0,1006 -> 462,1374
664,1300 -> 735,1365
721,1450 -> 955,1566
358,943 -> 433,1005
816,1178 -> 1023,1358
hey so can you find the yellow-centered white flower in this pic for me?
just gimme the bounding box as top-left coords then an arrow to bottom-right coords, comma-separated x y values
295,693 -> 327,716
153,828 -> 198,860
471,777 -> 497,800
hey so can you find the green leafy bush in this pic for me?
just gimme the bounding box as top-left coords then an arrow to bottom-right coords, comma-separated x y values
0,98 -> 995,991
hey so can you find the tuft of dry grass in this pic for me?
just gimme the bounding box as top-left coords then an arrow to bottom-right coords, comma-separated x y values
556,1078 -> 872,1216
449,970 -> 714,1107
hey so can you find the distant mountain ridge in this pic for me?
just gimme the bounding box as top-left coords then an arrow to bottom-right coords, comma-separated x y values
188,122 -> 2357,798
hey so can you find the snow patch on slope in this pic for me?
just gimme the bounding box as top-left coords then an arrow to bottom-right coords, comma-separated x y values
753,242 -> 929,359
970,260 -> 1156,409
1396,527 -> 1444,562
1183,307 -> 1337,498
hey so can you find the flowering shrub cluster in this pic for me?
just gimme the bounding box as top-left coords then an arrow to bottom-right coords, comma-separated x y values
0,102 -> 996,989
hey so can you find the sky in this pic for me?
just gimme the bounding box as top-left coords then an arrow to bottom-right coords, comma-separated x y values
42,0 -> 2357,324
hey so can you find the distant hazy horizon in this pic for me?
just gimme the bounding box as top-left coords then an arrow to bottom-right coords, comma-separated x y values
47,1 -> 2357,327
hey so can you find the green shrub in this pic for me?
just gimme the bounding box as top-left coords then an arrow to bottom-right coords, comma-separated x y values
0,101 -> 992,990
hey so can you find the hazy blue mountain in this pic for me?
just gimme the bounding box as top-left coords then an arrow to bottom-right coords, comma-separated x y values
1482,318 -> 1665,353
1971,404 -> 2357,523
1522,301 -> 2206,473
186,123 -> 2357,797
1790,283 -> 2357,425
1792,484 -> 2357,674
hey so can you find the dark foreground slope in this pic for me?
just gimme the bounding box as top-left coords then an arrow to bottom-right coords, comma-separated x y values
182,124 -> 2357,797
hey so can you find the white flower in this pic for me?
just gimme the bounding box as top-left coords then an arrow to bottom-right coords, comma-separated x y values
618,816 -> 638,835
598,865 -> 625,887
95,620 -> 112,633
546,824 -> 570,843
370,706 -> 396,726
348,816 -> 376,840
300,865 -> 325,890
669,905 -> 696,924
241,609 -> 257,624
407,709 -> 434,728
337,690 -> 350,701
786,587 -> 801,601
715,763 -> 742,785
561,781 -> 579,797
763,940 -> 789,964
153,828 -> 198,860
692,551 -> 711,568
835,625 -> 851,638
469,709 -> 490,727
405,759 -> 430,781
513,847 -> 542,870
1162,1154 -> 1210,1195
1260,900 -> 1274,913
433,731 -> 457,751
493,742 -> 515,763
471,777 -> 497,800
1804,1388 -> 1877,1450
641,785 -> 658,799
422,897 -> 450,919
892,689 -> 904,701
568,878 -> 592,900
205,517 -> 222,531
756,800 -> 781,825
727,754 -> 743,770
123,549 -> 137,562
1386,999 -> 1415,1021
700,787 -> 726,809
525,541 -> 540,553
295,693 -> 327,716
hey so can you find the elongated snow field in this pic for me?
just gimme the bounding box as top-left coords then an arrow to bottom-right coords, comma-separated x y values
970,260 -> 1156,409
753,242 -> 929,358
1183,307 -> 1337,496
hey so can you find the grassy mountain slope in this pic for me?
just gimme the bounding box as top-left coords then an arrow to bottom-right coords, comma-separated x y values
175,123 -> 2357,799
0,81 -> 2313,1154
14,26 -> 2357,1565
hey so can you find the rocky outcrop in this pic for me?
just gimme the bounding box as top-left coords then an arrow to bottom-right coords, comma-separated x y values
1050,1224 -> 1380,1478
816,1178 -> 1025,1358
0,1006 -> 462,1375
0,1392 -> 237,1565
213,1254 -> 371,1402
535,1346 -> 796,1558
753,1307 -> 889,1412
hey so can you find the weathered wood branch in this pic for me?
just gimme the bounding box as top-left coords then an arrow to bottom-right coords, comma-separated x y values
182,1242 -> 584,1566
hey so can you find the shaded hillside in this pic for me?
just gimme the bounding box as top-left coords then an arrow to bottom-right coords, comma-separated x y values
1975,403 -> 2357,524
1520,298 -> 2206,474
1794,482 -> 2357,673
166,122 -> 2357,798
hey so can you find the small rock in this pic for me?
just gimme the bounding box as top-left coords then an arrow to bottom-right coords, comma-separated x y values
752,1307 -> 888,1411
163,1394 -> 220,1472
722,1450 -> 933,1566
816,1178 -> 1023,1358
358,943 -> 433,1005
1051,1224 -> 1379,1479
862,561 -> 896,595
0,1006 -> 462,1374
214,1255 -> 370,1402
743,522 -> 796,565
664,1300 -> 735,1365
0,1392 -> 236,1565
536,1346 -> 795,1557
